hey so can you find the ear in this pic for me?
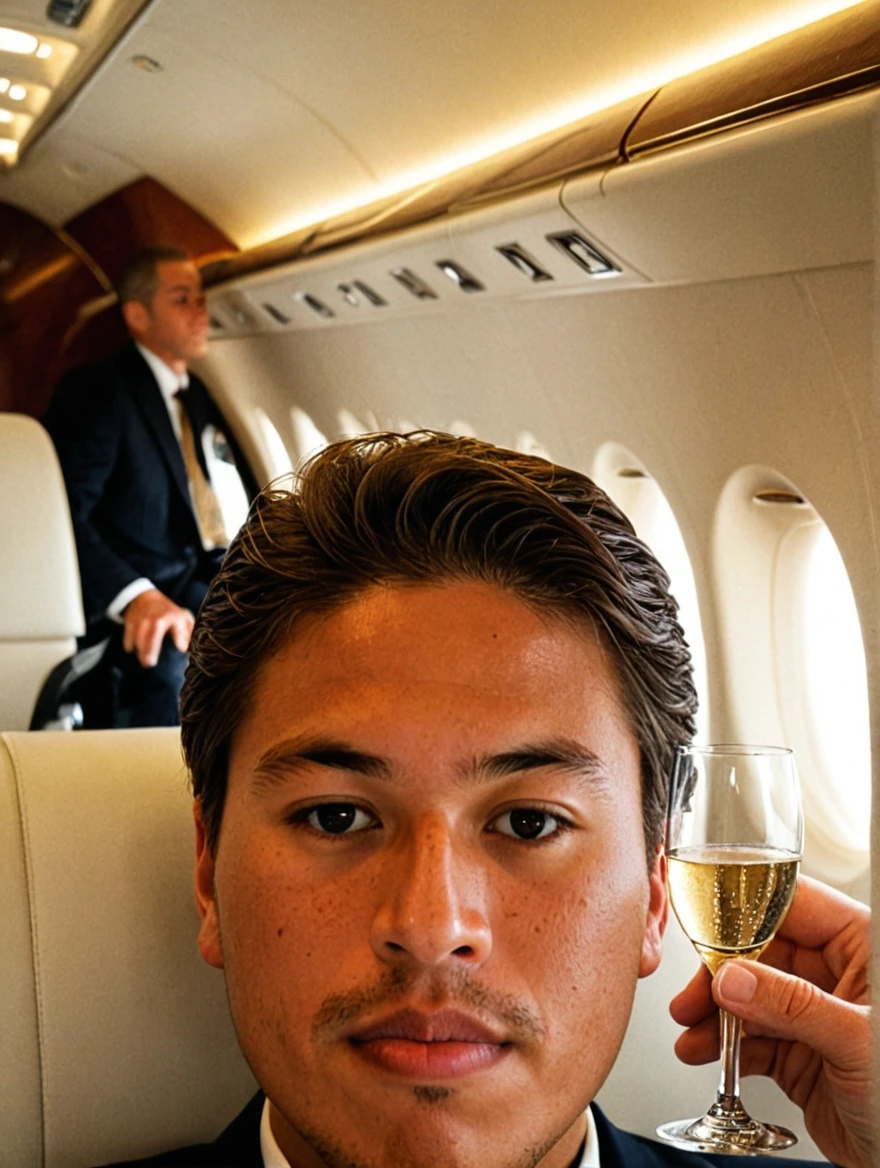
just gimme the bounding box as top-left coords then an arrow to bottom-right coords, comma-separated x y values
121,298 -> 150,340
638,845 -> 668,979
194,799 -> 225,969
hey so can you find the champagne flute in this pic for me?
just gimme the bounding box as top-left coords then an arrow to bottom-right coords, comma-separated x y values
656,744 -> 803,1154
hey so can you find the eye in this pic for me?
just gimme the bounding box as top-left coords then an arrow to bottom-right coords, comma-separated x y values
298,802 -> 377,836
489,808 -> 567,841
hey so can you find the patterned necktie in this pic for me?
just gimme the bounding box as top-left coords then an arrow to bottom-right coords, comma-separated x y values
175,389 -> 227,550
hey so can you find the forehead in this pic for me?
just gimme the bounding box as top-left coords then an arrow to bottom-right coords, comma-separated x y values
230,581 -> 639,783
154,260 -> 200,293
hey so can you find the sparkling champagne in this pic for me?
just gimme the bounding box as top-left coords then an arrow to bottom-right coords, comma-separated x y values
667,844 -> 799,974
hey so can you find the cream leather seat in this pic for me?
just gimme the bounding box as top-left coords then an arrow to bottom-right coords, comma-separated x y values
0,728 -> 256,1167
0,414 -> 84,730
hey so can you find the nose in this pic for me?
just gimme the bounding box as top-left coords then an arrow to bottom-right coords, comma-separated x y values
370,816 -> 492,969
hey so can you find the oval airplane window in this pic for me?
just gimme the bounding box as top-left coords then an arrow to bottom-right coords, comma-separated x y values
253,407 -> 294,479
290,406 -> 327,465
337,407 -> 381,438
714,467 -> 870,886
593,443 -> 708,742
515,430 -> 553,460
774,517 -> 871,875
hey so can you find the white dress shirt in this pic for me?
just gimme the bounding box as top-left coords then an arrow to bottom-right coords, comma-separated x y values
259,1097 -> 601,1167
106,345 -> 190,621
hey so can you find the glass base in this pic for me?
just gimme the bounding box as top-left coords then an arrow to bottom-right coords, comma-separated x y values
656,1112 -> 798,1156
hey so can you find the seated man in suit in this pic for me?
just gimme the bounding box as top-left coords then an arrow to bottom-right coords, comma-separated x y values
45,247 -> 251,727
118,434 -> 871,1167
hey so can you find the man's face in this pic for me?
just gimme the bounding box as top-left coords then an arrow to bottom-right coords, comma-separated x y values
195,582 -> 666,1168
124,260 -> 209,370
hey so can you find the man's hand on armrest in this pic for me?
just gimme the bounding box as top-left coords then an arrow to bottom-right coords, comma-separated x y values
122,588 -> 195,668
669,875 -> 872,1168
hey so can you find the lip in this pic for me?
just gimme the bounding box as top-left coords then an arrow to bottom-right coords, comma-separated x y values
349,1008 -> 511,1079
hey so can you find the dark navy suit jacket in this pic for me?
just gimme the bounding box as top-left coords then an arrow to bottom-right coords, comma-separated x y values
45,343 -> 250,628
100,1092 -> 830,1167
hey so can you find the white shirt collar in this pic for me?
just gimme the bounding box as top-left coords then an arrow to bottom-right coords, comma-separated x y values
259,1097 -> 601,1167
135,341 -> 189,406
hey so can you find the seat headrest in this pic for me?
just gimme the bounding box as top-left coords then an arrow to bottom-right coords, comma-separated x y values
0,414 -> 84,640
0,728 -> 256,1167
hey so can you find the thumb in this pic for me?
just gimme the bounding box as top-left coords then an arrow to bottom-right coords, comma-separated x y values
713,960 -> 866,1072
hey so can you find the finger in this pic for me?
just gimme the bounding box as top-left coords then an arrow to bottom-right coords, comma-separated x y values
752,936 -> 841,993
713,960 -> 869,1072
673,1015 -> 720,1066
138,619 -> 166,668
669,964 -> 714,1027
170,612 -> 193,654
775,876 -> 869,950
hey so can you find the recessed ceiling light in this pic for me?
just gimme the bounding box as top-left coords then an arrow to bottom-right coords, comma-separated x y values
0,110 -> 13,124
36,43 -> 52,60
0,79 -> 9,94
8,84 -> 26,102
0,137 -> 19,157
0,29 -> 38,55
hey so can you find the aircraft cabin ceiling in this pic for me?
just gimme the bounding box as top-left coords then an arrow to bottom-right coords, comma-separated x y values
0,0 -> 873,249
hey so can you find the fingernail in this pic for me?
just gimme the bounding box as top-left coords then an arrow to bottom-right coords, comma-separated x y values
716,962 -> 757,1004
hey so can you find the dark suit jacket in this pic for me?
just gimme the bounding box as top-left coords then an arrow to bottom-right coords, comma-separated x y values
99,1092 -> 830,1167
44,343 -> 250,628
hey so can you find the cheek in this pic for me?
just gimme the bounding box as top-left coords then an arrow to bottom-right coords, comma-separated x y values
215,837 -> 373,1012
498,856 -> 649,1041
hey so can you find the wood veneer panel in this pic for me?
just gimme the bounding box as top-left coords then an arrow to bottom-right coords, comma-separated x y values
628,2 -> 880,155
1,179 -> 239,417
64,177 -> 237,288
0,204 -> 107,417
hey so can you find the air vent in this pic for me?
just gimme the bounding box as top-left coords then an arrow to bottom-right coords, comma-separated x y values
497,243 -> 553,283
436,260 -> 484,293
390,267 -> 437,300
262,302 -> 291,325
338,283 -> 359,307
47,0 -> 94,27
617,468 -> 649,479
295,292 -> 335,319
546,232 -> 619,278
353,280 -> 387,307
753,489 -> 807,506
209,316 -> 224,331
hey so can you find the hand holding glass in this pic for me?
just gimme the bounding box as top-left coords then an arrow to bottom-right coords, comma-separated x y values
657,745 -> 804,1154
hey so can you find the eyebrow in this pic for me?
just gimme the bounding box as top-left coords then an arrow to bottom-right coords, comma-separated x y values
251,734 -> 610,794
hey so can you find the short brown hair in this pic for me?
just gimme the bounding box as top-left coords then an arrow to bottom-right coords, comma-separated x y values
116,246 -> 191,306
181,432 -> 697,855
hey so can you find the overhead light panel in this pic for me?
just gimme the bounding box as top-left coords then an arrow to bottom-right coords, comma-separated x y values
0,29 -> 38,55
436,260 -> 484,293
262,302 -> 291,325
295,291 -> 335,319
390,268 -> 437,301
47,0 -> 95,28
0,138 -> 19,157
0,110 -> 13,124
8,84 -> 26,102
352,280 -> 387,307
546,232 -> 620,278
36,44 -> 52,59
337,283 -> 360,307
0,79 -> 9,94
496,243 -> 553,283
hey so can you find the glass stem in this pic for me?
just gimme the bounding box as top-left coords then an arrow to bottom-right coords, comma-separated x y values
716,1008 -> 744,1113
